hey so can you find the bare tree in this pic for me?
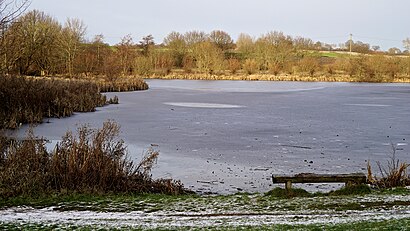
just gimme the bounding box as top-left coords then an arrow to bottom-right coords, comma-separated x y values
293,36 -> 314,50
5,10 -> 62,75
236,33 -> 254,58
209,30 -> 234,50
372,45 -> 380,52
74,35 -> 107,76
344,40 -> 371,53
60,18 -> 86,77
163,31 -> 184,46
184,30 -> 207,47
0,0 -> 30,73
163,31 -> 186,67
191,41 -> 224,74
0,0 -> 30,29
116,34 -> 137,75
139,34 -> 154,56
254,31 -> 294,71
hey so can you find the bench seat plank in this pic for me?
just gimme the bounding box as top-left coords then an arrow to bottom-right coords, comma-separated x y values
272,173 -> 367,190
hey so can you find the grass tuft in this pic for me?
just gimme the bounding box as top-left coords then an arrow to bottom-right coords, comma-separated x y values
265,187 -> 312,199
265,184 -> 372,199
367,144 -> 410,189
328,184 -> 371,196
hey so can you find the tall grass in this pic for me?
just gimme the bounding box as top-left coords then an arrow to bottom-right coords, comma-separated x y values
0,121 -> 187,198
0,76 -> 107,129
367,144 -> 410,188
97,76 -> 149,92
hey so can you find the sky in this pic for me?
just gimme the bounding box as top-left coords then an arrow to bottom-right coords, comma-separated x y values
28,0 -> 410,51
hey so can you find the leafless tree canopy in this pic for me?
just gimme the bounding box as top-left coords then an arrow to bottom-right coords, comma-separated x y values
0,0 -> 30,28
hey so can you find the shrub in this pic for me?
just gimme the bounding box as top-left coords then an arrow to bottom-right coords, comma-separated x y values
243,59 -> 259,75
367,144 -> 410,188
134,56 -> 153,76
0,121 -> 188,198
268,62 -> 282,76
226,58 -> 241,74
298,56 -> 320,77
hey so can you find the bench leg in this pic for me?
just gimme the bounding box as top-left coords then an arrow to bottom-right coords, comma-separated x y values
345,181 -> 355,187
285,181 -> 292,190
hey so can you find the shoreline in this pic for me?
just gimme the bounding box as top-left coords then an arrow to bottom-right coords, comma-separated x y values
143,72 -> 410,83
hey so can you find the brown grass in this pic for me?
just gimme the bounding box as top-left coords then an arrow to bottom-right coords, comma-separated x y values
367,144 -> 410,188
0,121 -> 188,198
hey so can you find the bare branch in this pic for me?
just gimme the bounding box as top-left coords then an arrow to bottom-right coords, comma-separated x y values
0,0 -> 31,27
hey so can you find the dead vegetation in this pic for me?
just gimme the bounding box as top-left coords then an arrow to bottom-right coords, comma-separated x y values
0,75 -> 106,129
367,144 -> 410,188
0,121 -> 188,198
0,75 -> 146,129
83,75 -> 148,92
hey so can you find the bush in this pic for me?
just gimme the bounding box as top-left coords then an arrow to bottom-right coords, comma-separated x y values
0,121 -> 188,198
226,58 -> 241,74
298,56 -> 320,77
243,59 -> 259,75
134,56 -> 153,76
367,144 -> 410,188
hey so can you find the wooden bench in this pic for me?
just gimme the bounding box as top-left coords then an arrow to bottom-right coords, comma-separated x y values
272,173 -> 367,190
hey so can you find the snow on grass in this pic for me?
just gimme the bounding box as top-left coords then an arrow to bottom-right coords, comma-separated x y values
1,193 -> 410,229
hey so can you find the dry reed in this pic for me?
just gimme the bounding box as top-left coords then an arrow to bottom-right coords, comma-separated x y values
0,121 -> 188,198
367,144 -> 410,188
0,76 -> 106,129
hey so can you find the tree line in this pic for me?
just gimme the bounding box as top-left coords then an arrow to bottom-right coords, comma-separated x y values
1,9 -> 410,82
0,5 -> 148,129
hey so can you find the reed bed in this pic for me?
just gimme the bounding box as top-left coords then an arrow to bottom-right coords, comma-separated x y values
0,76 -> 107,129
0,121 -> 187,198
146,72 -> 410,83
97,76 -> 149,92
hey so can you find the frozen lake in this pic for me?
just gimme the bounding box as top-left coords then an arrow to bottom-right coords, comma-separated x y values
12,80 -> 410,194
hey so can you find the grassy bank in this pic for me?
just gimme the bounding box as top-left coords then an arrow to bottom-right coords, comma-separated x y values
3,219 -> 410,231
0,187 -> 409,230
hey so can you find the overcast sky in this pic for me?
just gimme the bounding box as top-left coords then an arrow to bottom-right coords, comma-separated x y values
28,0 -> 409,50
